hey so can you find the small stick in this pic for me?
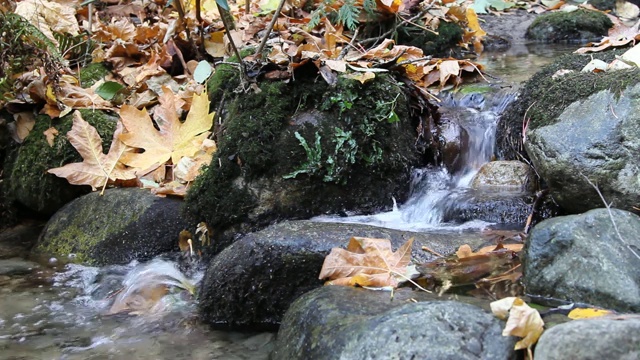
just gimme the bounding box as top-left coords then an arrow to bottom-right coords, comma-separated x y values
421,245 -> 444,258
254,0 -> 288,58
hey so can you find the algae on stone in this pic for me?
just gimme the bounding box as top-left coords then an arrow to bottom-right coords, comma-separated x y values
4,109 -> 117,215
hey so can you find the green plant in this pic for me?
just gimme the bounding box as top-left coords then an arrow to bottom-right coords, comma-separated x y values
324,127 -> 358,183
308,0 -> 376,31
283,131 -> 323,179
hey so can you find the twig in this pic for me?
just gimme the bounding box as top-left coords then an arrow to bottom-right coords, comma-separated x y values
254,0 -> 288,58
394,56 -> 433,67
522,101 -> 536,146
583,174 -> 640,260
421,245 -> 444,258
217,4 -> 246,77
337,28 -> 360,60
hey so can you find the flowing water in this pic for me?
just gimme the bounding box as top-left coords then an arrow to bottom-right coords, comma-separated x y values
0,44 -> 574,360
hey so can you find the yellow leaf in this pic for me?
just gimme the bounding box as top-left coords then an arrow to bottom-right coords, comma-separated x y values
319,237 -> 414,288
466,8 -> 487,38
48,111 -> 136,190
568,308 -> 613,319
492,297 -> 545,351
119,87 -> 214,172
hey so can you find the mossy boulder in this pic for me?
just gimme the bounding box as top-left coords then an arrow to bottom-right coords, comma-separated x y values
497,48 -> 634,161
79,62 -> 111,88
3,109 -> 117,215
186,69 -> 427,251
526,9 -> 613,43
34,188 -> 192,265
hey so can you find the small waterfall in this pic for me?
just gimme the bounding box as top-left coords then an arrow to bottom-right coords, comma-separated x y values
314,90 -> 517,231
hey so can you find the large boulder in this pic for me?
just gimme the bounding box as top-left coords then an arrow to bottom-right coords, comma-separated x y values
471,161 -> 535,191
186,72 -> 430,252
535,317 -> 640,360
33,188 -> 192,265
496,49 -> 640,214
272,286 -> 517,360
523,208 -> 640,312
197,220 -> 494,331
525,83 -> 640,214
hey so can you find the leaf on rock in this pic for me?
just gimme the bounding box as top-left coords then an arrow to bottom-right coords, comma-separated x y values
319,237 -> 414,288
568,307 -> 613,319
491,297 -> 544,352
43,127 -> 59,147
48,111 -> 136,190
119,87 -> 214,172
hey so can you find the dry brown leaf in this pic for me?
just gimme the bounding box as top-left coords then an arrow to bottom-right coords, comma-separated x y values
7,112 -> 36,143
491,297 -> 545,352
15,0 -> 80,45
319,237 -> 414,288
456,243 -> 523,259
48,111 -> 136,190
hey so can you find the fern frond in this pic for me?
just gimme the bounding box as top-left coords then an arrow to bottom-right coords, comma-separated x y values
337,0 -> 360,31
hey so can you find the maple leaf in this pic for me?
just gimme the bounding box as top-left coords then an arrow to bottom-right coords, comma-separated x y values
48,111 -> 136,191
319,237 -> 414,288
118,87 -> 215,172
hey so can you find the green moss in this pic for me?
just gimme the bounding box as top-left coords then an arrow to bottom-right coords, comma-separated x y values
4,109 -> 117,215
398,21 -> 463,56
78,62 -> 111,88
497,48 -> 640,161
207,47 -> 255,104
187,71 -> 418,240
526,9 -> 612,42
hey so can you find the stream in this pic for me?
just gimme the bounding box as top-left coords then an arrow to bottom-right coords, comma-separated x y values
0,44 -> 572,360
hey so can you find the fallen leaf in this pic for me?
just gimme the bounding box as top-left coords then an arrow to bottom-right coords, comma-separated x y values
492,297 -> 545,352
7,112 -> 36,143
48,111 -> 137,190
568,307 -> 613,319
43,127 -> 59,147
119,88 -> 214,172
319,237 -> 414,288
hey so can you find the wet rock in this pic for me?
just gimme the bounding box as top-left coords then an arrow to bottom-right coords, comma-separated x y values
523,208 -> 640,312
33,188 -> 192,265
525,83 -> 640,214
198,220 -> 492,330
535,317 -> 640,360
271,286 -> 517,360
438,110 -> 469,173
471,161 -> 535,191
0,258 -> 39,276
441,189 -> 532,225
526,9 -> 613,43
480,10 -> 538,51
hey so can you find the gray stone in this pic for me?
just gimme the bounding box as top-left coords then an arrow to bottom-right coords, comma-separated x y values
526,9 -> 612,43
523,208 -> 640,312
33,188 -> 192,265
439,189 -> 533,225
471,161 -> 535,191
198,220 -> 493,330
525,84 -> 640,214
272,286 -> 517,360
535,317 -> 640,360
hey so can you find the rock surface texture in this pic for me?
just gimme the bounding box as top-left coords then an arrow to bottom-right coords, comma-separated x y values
523,208 -> 640,312
271,286 -> 516,360
535,317 -> 640,360
525,84 -> 640,214
34,188 -> 190,265
197,220 -> 493,330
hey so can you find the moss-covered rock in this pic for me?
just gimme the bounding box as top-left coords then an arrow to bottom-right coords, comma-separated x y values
397,21 -> 464,56
3,109 -> 117,215
497,48 -> 635,161
186,70 -> 427,251
34,188 -> 192,265
526,9 -> 613,43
